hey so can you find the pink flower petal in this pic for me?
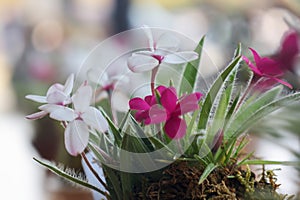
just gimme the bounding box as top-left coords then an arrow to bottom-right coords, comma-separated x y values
176,93 -> 202,115
272,77 -> 293,89
242,55 -> 262,76
280,31 -> 299,59
25,95 -> 47,103
72,85 -> 92,113
160,87 -> 177,113
129,97 -> 150,110
145,104 -> 167,125
257,57 -> 283,77
164,117 -> 187,139
277,30 -> 299,71
25,110 -> 48,120
64,120 -> 89,156
82,107 -> 108,132
145,95 -> 155,105
164,51 -> 198,64
249,48 -> 262,65
135,110 -> 149,123
127,54 -> 159,72
155,85 -> 167,95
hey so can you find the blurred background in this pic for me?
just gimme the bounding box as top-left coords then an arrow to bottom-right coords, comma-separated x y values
0,0 -> 299,199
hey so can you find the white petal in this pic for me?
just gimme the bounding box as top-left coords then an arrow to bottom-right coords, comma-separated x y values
39,104 -> 62,112
47,90 -> 68,104
164,51 -> 198,64
47,83 -> 64,96
141,25 -> 155,51
111,90 -> 129,112
25,111 -> 48,120
25,95 -> 47,103
64,120 -> 89,156
72,85 -> 92,112
87,68 -> 106,85
127,54 -> 159,72
82,107 -> 108,132
40,105 -> 75,121
156,32 -> 180,52
63,74 -> 74,95
132,51 -> 153,57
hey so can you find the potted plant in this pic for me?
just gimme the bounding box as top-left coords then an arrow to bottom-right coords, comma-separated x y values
26,26 -> 299,199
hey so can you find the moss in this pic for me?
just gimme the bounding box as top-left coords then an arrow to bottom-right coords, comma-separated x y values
132,161 -> 292,200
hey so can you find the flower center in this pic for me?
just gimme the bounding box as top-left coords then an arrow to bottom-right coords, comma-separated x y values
152,54 -> 164,64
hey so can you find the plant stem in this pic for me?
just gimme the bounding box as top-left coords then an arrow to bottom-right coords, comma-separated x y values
81,152 -> 109,193
151,66 -> 159,94
107,89 -> 118,125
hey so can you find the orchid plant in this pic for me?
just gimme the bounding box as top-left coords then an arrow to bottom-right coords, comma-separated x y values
27,27 -> 300,200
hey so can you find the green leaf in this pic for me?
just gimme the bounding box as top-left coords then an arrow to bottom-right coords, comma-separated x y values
226,88 -> 300,141
206,67 -> 237,144
129,115 -> 155,151
242,160 -> 300,166
224,138 -> 237,165
179,36 -> 205,95
197,54 -> 241,131
101,165 -> 123,200
237,151 -> 254,166
233,43 -> 242,57
119,110 -> 130,133
33,157 -> 108,196
148,136 -> 174,154
198,163 -> 218,185
100,108 -> 122,147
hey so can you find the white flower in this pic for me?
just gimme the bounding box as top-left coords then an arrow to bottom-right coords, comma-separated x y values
43,84 -> 109,156
88,68 -> 130,112
127,26 -> 199,72
25,74 -> 74,119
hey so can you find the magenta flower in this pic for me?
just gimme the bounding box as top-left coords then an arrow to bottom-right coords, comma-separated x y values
129,86 -> 202,139
274,30 -> 299,72
242,48 -> 292,89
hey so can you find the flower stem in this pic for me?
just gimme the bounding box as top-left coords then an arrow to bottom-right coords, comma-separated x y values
81,152 -> 109,193
151,66 -> 159,94
107,89 -> 118,125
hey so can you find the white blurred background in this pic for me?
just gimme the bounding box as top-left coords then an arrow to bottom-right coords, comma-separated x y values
0,0 -> 299,199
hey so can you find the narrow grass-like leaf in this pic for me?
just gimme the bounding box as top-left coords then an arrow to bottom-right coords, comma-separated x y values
206,68 -> 237,144
224,139 -> 237,165
232,136 -> 248,159
194,154 -> 209,166
33,157 -> 107,196
101,165 -> 122,200
225,86 -> 283,139
242,160 -> 300,166
197,55 -> 241,131
227,92 -> 300,141
129,115 -> 155,151
237,151 -> 254,166
148,136 -> 174,154
179,36 -> 205,95
198,163 -> 218,185
119,110 -> 130,133
99,108 -> 122,146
